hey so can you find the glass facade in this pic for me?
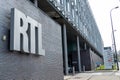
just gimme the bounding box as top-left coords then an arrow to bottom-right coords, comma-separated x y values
47,0 -> 103,55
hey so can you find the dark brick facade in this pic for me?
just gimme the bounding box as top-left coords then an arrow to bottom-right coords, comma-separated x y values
80,49 -> 103,71
0,0 -> 63,80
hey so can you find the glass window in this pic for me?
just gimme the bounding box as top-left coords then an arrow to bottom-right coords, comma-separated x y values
66,0 -> 70,12
72,9 -> 75,22
60,0 -> 64,5
29,0 -> 34,3
76,14 -> 78,27
74,0 -> 77,5
65,0 -> 71,19
56,0 -> 60,6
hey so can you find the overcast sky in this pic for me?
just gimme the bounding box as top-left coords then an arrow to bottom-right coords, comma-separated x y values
88,0 -> 120,51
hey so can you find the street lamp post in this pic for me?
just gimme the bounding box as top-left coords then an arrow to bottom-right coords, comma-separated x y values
110,6 -> 119,70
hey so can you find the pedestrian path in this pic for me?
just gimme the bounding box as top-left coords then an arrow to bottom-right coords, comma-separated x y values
115,71 -> 120,76
91,72 -> 102,75
64,70 -> 120,80
64,73 -> 92,80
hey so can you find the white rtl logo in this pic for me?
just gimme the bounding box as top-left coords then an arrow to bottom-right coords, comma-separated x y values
10,8 -> 45,56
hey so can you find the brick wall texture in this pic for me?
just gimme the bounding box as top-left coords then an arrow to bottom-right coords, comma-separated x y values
0,0 -> 63,80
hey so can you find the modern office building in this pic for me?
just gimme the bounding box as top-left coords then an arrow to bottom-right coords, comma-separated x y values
0,0 -> 103,80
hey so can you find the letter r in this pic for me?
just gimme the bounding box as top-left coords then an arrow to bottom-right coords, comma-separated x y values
10,8 -> 29,53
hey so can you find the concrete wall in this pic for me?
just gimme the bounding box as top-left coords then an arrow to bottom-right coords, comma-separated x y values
80,49 -> 103,71
0,0 -> 63,80
90,50 -> 103,70
80,50 -> 91,71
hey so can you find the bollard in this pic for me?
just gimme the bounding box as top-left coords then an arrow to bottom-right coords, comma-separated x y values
83,65 -> 85,72
72,66 -> 75,75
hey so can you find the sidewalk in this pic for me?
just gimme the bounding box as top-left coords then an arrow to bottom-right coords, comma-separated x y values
64,70 -> 119,80
64,73 -> 93,80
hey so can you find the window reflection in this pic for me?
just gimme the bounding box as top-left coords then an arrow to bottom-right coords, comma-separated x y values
48,0 -> 103,54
